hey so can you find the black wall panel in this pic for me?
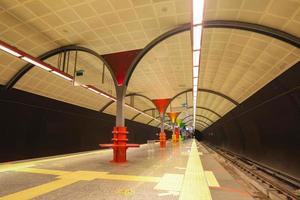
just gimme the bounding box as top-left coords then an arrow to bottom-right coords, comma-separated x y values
0,87 -> 160,162
203,62 -> 300,179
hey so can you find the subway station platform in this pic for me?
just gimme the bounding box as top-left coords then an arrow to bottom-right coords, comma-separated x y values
0,139 -> 253,200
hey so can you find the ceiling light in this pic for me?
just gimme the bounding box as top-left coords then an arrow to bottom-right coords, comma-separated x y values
0,44 -> 22,57
51,71 -> 73,81
193,25 -> 202,50
88,87 -> 100,94
193,0 -> 205,25
22,56 -> 52,71
193,77 -> 198,86
193,50 -> 200,66
193,66 -> 199,77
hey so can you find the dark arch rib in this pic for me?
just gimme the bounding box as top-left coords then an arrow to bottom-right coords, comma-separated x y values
187,106 -> 222,118
166,89 -> 239,113
181,114 -> 214,124
185,119 -> 210,127
99,93 -> 155,112
124,20 -> 300,86
5,45 -> 117,90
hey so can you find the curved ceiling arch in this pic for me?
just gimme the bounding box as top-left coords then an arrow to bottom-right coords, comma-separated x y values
99,93 -> 155,112
181,114 -> 214,124
124,20 -> 300,87
166,88 -> 239,115
5,45 -> 117,90
186,106 -> 222,118
185,119 -> 209,127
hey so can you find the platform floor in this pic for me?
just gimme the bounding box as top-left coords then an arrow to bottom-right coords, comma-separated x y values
0,139 -> 253,200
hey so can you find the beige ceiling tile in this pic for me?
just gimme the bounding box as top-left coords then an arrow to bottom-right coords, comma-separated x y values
80,31 -> 98,41
218,0 -> 243,9
1,29 -> 24,43
69,21 -> 90,32
94,27 -> 113,38
27,18 -> 51,32
90,0 -> 114,14
109,0 -> 132,10
109,23 -> 127,34
124,21 -> 143,32
268,0 -> 300,18
283,21 -> 300,37
158,16 -> 176,30
7,6 -> 36,22
141,19 -> 159,30
238,10 -> 263,23
260,14 -> 288,30
24,0 -> 52,17
73,4 -> 97,18
101,13 -> 120,25
130,31 -> 147,40
135,5 -> 156,19
154,2 -> 176,17
118,9 -> 138,21
41,13 -> 65,27
176,13 -> 190,24
242,0 -> 270,12
0,11 -> 20,27
56,8 -> 81,23
216,10 -> 239,20
116,33 -> 132,43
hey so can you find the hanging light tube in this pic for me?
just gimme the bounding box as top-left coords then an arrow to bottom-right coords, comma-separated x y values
0,44 -> 22,57
193,25 -> 202,50
193,0 -> 205,25
51,70 -> 73,81
22,56 -> 52,71
87,87 -> 100,94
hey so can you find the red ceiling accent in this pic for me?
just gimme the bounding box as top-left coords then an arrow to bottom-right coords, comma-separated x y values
102,49 -> 141,86
167,112 -> 181,123
152,99 -> 171,114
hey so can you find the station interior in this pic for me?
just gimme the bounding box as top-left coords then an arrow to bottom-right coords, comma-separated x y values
0,0 -> 299,199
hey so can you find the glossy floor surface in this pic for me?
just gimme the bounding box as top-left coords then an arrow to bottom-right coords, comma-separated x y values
0,139 -> 253,200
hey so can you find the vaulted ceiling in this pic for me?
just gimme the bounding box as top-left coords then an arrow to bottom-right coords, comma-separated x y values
0,0 -> 299,131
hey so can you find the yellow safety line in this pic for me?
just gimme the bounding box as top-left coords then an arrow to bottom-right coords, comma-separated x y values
205,171 -> 220,187
0,179 -> 78,200
0,150 -> 110,173
15,168 -> 69,176
179,139 -> 212,200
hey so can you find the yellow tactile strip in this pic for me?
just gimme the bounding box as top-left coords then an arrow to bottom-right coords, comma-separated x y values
179,139 -> 212,200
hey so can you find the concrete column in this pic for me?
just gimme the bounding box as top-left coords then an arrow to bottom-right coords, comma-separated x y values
116,86 -> 126,127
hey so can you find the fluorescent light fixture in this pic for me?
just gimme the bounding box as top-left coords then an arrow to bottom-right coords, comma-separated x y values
193,51 -> 200,66
193,66 -> 199,77
22,56 -> 51,71
100,93 -> 111,99
0,44 -> 21,57
88,87 -> 100,94
193,0 -> 205,25
193,77 -> 198,86
193,25 -> 202,50
51,71 -> 73,81
193,90 -> 197,96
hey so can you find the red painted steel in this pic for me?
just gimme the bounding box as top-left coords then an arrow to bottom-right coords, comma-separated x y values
102,49 -> 141,86
159,132 -> 166,148
99,126 -> 139,163
152,98 -> 171,114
